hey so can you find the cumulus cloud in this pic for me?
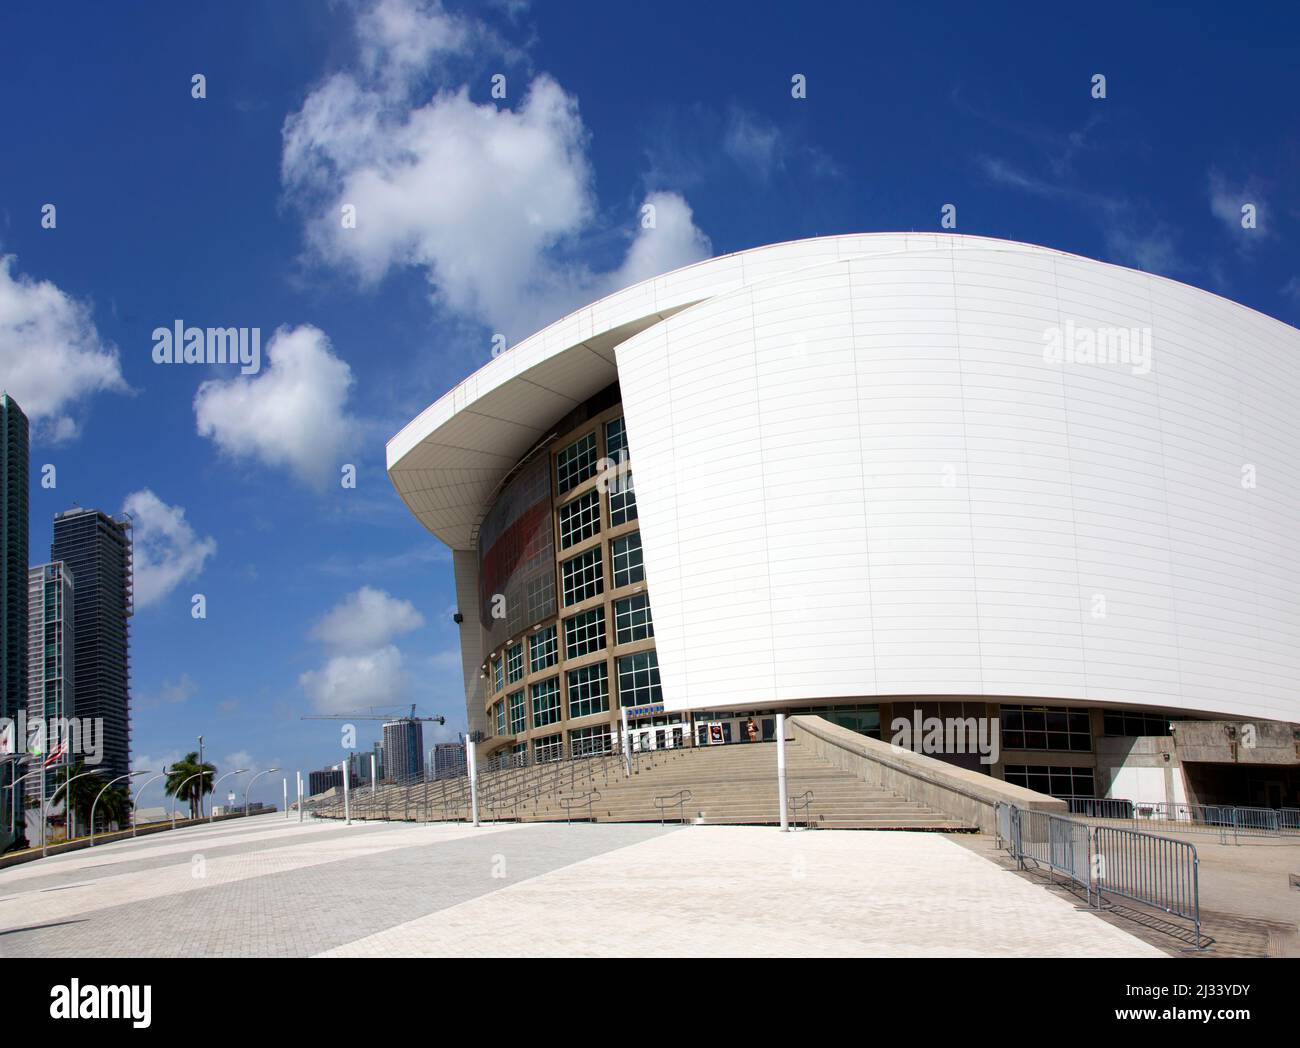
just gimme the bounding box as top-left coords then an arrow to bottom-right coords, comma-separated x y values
122,489 -> 217,610
300,587 -> 426,713
193,324 -> 358,488
300,645 -> 411,714
309,585 -> 424,653
0,255 -> 128,439
282,0 -> 711,340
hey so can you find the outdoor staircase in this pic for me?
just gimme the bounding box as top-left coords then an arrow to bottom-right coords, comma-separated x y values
312,739 -> 974,831
510,740 -> 971,830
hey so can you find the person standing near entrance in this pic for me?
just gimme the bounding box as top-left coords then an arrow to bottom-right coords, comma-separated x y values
745,717 -> 759,744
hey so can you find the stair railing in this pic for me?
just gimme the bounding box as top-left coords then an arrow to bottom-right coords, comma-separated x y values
654,788 -> 693,826
788,790 -> 815,829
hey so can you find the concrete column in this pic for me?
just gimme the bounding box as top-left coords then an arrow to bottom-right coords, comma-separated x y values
777,713 -> 789,832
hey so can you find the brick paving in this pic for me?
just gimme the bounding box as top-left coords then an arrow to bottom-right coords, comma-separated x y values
0,814 -> 1164,957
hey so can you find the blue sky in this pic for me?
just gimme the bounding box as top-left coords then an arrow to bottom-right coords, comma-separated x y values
1,0 -> 1297,805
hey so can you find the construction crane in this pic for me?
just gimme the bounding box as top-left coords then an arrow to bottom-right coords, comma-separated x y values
301,704 -> 445,725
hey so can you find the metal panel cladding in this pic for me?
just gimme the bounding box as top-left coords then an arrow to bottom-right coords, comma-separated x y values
476,452 -> 555,648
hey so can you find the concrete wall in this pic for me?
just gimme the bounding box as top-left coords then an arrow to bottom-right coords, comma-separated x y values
1172,719 -> 1300,766
790,714 -> 1065,833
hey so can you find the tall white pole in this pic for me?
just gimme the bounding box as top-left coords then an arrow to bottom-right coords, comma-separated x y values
370,752 -> 376,792
296,771 -> 303,823
283,778 -> 288,819
620,706 -> 632,775
777,713 -> 789,832
340,763 -> 351,825
466,737 -> 480,828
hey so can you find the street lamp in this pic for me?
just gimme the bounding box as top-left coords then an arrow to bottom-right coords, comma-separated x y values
44,769 -> 103,858
209,769 -> 249,822
171,770 -> 213,825
0,753 -> 32,839
131,767 -> 170,837
90,771 -> 149,845
244,768 -> 281,817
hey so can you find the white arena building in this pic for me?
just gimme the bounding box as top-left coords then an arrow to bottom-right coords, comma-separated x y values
387,233 -> 1300,811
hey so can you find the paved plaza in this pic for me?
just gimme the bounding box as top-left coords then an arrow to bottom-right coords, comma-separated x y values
0,813 -> 1165,957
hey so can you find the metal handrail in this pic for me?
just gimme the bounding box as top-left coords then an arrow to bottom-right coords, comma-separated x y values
788,789 -> 814,829
654,789 -> 692,826
558,789 -> 601,824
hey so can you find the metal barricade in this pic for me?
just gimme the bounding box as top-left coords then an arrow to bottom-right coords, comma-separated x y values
1093,825 -> 1200,945
1000,804 -> 1203,947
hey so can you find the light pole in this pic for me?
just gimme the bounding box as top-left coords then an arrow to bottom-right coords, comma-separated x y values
296,770 -> 303,823
197,735 -> 205,819
2,763 -> 40,846
44,769 -> 102,858
132,767 -> 170,837
171,770 -> 212,825
338,762 -> 351,825
90,771 -> 148,845
244,768 -> 280,817
283,777 -> 288,819
1,753 -> 32,839
777,713 -> 789,832
209,769 -> 248,822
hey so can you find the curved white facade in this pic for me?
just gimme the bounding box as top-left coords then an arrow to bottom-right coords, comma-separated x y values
388,234 -> 1300,726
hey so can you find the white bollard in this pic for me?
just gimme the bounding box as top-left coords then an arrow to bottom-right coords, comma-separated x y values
466,737 -> 480,828
620,706 -> 632,775
777,713 -> 789,832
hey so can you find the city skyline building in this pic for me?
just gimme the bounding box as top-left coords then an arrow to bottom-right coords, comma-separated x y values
26,562 -> 75,831
50,507 -> 133,782
382,719 -> 423,783
0,392 -> 29,844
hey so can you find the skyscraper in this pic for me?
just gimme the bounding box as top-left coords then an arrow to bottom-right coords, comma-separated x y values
382,719 -> 423,783
0,393 -> 29,845
50,508 -> 133,782
27,563 -> 75,816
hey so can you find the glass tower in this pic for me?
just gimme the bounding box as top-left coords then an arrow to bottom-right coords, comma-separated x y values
0,393 -> 29,846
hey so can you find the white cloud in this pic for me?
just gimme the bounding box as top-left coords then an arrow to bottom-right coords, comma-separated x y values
1208,170 -> 1266,240
136,673 -> 199,709
282,0 -> 710,340
309,585 -> 424,653
0,255 -> 128,439
122,490 -> 217,610
722,109 -> 783,179
1281,276 -> 1300,302
301,587 -> 425,713
193,324 -> 358,487
132,751 -> 183,774
300,645 -> 411,714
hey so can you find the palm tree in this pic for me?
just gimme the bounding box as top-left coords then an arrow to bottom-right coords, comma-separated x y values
48,762 -> 114,839
165,752 -> 216,820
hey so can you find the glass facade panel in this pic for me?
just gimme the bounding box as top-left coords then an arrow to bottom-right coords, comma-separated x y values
614,593 -> 654,644
529,625 -> 558,673
611,532 -> 644,588
617,650 -> 661,707
564,606 -> 606,659
567,661 -> 610,719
